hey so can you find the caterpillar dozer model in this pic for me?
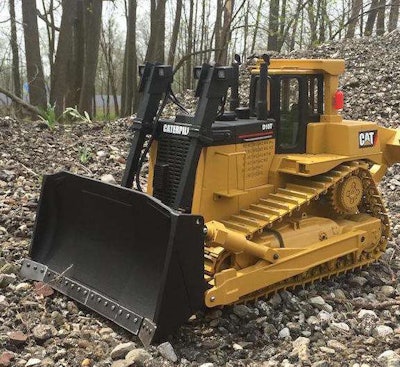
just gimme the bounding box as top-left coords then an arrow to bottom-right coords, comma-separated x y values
21,56 -> 400,346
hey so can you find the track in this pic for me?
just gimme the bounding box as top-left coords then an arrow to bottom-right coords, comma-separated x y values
204,161 -> 390,303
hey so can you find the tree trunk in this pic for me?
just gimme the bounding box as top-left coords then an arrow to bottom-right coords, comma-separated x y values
9,0 -> 21,99
214,0 -> 223,58
51,0 -> 78,116
267,0 -> 280,51
307,0 -> 318,45
389,0 -> 400,31
121,0 -> 137,117
251,0 -> 263,53
376,0 -> 386,35
167,0 -> 183,65
78,0 -> 103,117
365,0 -> 379,35
67,0 -> 85,108
346,0 -> 363,38
185,0 -> 194,89
41,0 -> 56,79
216,0 -> 234,64
145,0 -> 166,62
22,0 -> 47,109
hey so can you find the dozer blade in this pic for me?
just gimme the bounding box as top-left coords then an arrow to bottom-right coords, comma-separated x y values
21,172 -> 206,346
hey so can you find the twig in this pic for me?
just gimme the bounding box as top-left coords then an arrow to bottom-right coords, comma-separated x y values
18,161 -> 40,177
326,296 -> 400,310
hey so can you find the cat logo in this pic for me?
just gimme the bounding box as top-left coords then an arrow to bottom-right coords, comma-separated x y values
163,124 -> 190,136
359,130 -> 377,148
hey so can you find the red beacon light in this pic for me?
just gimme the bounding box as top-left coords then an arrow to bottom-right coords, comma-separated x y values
333,90 -> 344,110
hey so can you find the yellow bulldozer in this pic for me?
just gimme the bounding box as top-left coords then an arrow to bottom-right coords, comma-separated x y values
21,55 -> 400,346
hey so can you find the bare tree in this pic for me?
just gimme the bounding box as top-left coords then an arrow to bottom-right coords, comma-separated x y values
268,0 -> 280,50
9,0 -> 21,99
346,0 -> 363,38
376,0 -> 386,35
167,0 -> 183,65
365,0 -> 380,35
145,0 -> 166,62
389,0 -> 400,31
121,0 -> 137,116
22,0 -> 47,109
51,0 -> 78,116
79,0 -> 103,116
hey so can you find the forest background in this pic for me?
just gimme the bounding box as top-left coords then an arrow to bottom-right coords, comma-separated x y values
0,0 -> 398,120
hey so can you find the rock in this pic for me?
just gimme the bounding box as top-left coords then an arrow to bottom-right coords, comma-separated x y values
7,331 -> 28,345
157,342 -> 178,362
327,339 -> 347,351
32,324 -> 56,341
331,322 -> 350,332
111,361 -> 128,367
125,348 -> 152,367
349,276 -> 368,287
381,285 -> 396,297
110,342 -> 136,360
311,361 -> 329,367
199,364 -> 214,367
278,327 -> 291,339
81,359 -> 92,367
306,316 -> 319,325
309,296 -> 333,312
33,282 -> 54,297
319,346 -> 335,354
373,325 -> 394,337
66,301 -> 79,314
0,295 -> 9,312
25,359 -> 41,367
232,343 -> 243,350
378,350 -> 400,367
318,310 -> 332,323
15,282 -> 31,292
269,293 -> 282,307
358,309 -> 378,319
333,289 -> 347,299
0,273 -> 16,288
292,336 -> 310,361
233,304 -> 251,319
101,174 -> 117,184
0,352 -> 14,367
0,262 -> 18,275
96,150 -> 107,158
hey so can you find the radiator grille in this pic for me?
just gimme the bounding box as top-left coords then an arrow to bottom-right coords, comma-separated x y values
153,135 -> 190,207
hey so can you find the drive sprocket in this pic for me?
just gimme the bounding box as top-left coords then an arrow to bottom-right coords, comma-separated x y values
330,173 -> 363,214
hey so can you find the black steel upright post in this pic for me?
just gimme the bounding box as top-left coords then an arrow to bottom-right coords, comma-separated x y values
256,54 -> 270,121
121,64 -> 173,188
172,65 -> 234,212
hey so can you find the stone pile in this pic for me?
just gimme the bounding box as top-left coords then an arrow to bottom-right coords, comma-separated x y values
0,31 -> 400,366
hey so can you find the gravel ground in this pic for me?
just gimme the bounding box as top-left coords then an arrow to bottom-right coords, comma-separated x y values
1,32 -> 400,367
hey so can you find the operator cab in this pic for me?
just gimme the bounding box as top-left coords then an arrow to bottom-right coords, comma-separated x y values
249,70 -> 324,154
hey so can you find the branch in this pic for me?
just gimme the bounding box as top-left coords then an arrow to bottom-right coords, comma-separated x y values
173,48 -> 222,75
36,10 -> 60,32
0,85 -> 43,117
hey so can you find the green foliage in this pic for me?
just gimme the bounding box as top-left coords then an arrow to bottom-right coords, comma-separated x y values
63,107 -> 92,123
78,146 -> 92,165
39,104 -> 57,130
